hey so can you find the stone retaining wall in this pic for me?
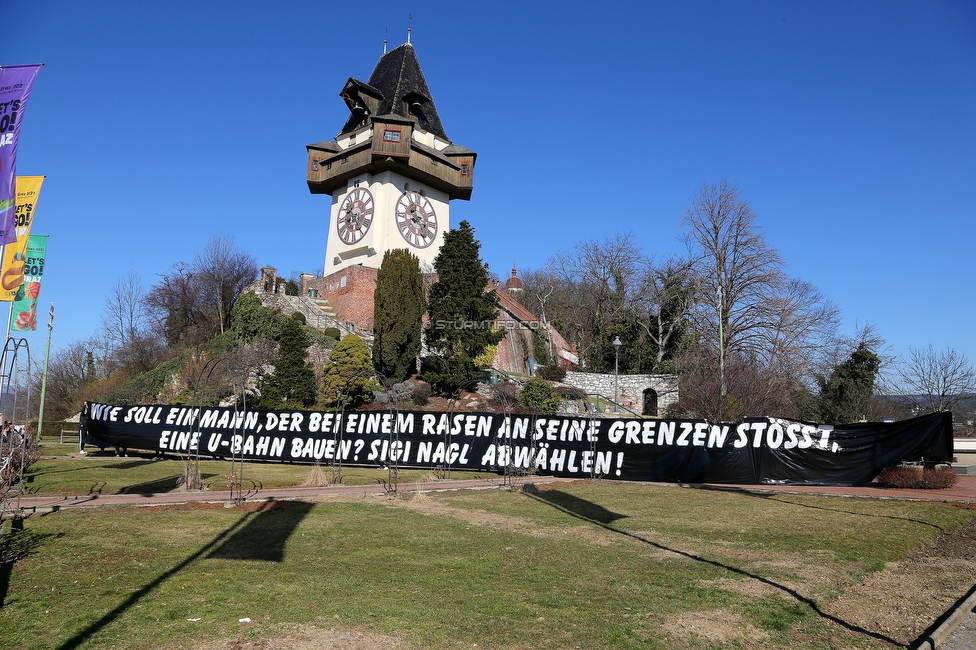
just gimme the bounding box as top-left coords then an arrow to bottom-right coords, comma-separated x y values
562,371 -> 678,417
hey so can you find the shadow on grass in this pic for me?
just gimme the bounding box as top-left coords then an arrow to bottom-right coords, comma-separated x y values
523,485 -> 627,524
737,490 -> 952,534
523,486 -> 901,647
208,501 -> 314,561
55,499 -> 311,650
0,519 -> 64,608
25,459 -> 149,481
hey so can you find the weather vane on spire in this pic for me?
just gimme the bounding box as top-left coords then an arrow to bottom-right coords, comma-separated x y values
408,15 -> 413,44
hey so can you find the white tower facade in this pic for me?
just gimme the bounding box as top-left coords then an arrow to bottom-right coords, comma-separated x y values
308,43 -> 475,275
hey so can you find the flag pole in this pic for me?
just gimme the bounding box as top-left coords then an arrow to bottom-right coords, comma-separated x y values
37,303 -> 53,441
1,243 -> 8,342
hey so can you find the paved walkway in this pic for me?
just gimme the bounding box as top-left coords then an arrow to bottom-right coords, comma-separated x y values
11,475 -> 580,513
12,474 -> 976,514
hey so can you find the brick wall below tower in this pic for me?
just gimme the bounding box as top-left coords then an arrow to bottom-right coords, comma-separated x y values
306,266 -> 378,336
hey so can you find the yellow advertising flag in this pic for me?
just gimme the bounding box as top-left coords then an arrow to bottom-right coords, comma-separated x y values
0,176 -> 44,302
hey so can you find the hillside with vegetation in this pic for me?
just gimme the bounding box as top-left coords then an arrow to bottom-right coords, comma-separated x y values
34,184 -> 976,431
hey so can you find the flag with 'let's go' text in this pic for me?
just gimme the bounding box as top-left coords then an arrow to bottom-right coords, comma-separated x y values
0,65 -> 42,245
0,176 -> 44,301
9,234 -> 47,331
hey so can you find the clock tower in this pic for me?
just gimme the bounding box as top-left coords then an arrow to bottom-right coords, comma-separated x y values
307,41 -> 476,274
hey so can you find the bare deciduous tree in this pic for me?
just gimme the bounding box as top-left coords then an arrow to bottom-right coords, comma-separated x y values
760,278 -> 840,378
194,235 -> 258,335
678,181 -> 841,419
101,270 -> 147,352
898,345 -> 976,414
632,257 -> 697,373
145,236 -> 257,347
98,271 -> 168,376
145,261 -> 200,346
682,181 -> 785,360
42,340 -> 96,420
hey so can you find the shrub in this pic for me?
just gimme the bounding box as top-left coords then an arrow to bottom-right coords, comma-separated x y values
323,327 -> 342,340
1,424 -> 39,491
518,378 -> 561,415
537,365 -> 566,382
256,313 -> 318,409
411,382 -> 432,406
232,291 -> 285,343
875,466 -> 958,489
490,381 -> 521,407
39,420 -> 73,440
321,336 -> 339,350
473,343 -> 498,369
921,467 -> 959,489
388,381 -> 414,404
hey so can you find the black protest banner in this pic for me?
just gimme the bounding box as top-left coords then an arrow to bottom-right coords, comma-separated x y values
80,402 -> 952,486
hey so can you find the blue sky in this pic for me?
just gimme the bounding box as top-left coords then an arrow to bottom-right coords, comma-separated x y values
4,0 -> 975,373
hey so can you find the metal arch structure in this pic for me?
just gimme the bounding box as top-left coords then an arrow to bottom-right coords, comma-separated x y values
442,378 -> 483,480
374,372 -> 413,497
487,381 -> 541,490
187,356 -> 249,505
0,337 -> 32,532
588,407 -> 603,481
485,381 -> 518,487
326,366 -> 377,486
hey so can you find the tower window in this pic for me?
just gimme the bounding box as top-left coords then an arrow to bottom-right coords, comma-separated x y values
383,129 -> 402,142
460,163 -> 469,176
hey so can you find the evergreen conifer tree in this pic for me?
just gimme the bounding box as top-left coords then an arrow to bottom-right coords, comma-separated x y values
424,221 -> 504,392
320,333 -> 376,408
231,291 -> 286,343
373,249 -> 425,381
257,313 -> 317,409
818,343 -> 881,423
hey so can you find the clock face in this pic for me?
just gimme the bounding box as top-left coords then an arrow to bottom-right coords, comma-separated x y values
395,190 -> 437,248
337,188 -> 374,245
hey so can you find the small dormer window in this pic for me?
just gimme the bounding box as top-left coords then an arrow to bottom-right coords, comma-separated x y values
383,129 -> 401,142
402,91 -> 430,119
349,134 -> 356,145
460,163 -> 469,176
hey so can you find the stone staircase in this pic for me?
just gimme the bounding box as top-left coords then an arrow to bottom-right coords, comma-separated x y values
288,295 -> 349,337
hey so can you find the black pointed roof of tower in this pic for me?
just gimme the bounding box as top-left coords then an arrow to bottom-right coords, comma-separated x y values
339,43 -> 449,141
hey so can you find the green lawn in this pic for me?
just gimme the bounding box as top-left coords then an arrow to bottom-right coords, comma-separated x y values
1,469 -> 971,649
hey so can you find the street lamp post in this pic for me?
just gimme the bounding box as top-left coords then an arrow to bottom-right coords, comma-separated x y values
613,337 -> 622,414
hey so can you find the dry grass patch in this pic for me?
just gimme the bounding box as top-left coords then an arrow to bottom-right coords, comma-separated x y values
660,608 -> 769,645
187,624 -> 408,650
